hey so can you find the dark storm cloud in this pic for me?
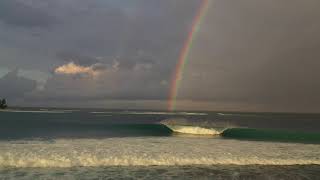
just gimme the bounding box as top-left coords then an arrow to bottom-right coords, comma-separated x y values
176,0 -> 320,111
0,0 -> 198,70
0,0 -> 57,28
56,52 -> 101,66
30,62 -> 168,102
0,70 -> 37,99
56,51 -> 155,70
1,0 -> 320,112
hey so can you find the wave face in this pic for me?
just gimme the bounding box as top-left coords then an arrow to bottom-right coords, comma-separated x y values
222,128 -> 320,143
1,137 -> 320,168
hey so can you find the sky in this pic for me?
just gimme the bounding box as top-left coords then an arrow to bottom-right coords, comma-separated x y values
0,0 -> 320,112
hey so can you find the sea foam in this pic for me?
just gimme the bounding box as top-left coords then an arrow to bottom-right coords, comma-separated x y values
0,137 -> 319,168
161,118 -> 234,135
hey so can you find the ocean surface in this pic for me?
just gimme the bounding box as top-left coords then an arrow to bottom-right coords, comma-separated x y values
0,108 -> 320,179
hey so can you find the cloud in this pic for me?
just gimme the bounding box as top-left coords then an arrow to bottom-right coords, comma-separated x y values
53,59 -> 120,77
0,0 -> 57,28
1,0 -> 320,112
56,51 -> 101,66
0,70 -> 37,99
28,59 -> 169,104
54,62 -> 108,77
174,0 -> 320,112
0,0 -> 194,75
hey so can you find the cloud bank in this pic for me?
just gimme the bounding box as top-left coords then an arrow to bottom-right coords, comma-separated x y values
0,70 -> 37,100
0,0 -> 320,112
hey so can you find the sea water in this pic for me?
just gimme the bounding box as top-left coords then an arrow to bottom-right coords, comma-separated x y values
0,109 -> 320,179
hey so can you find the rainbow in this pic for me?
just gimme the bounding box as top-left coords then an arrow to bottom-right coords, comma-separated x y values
168,0 -> 210,111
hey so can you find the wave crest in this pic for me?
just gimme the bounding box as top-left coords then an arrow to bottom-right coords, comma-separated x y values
163,125 -> 225,135
161,118 -> 233,135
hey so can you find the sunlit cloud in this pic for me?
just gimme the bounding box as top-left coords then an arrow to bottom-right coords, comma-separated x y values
54,62 -> 103,76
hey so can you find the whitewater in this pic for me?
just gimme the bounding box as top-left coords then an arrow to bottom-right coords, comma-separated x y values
1,137 -> 320,168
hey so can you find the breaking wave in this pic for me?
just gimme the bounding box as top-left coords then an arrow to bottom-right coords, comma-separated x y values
160,118 -> 233,135
160,118 -> 320,143
163,125 -> 224,135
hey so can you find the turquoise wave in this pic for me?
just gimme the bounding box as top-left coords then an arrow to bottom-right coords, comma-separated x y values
2,120 -> 320,143
160,123 -> 320,143
222,128 -> 320,144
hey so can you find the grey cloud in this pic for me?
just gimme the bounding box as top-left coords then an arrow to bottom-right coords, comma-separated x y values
1,0 -> 320,112
91,63 -> 109,71
56,52 -> 101,66
55,51 -> 157,72
0,70 -> 37,99
30,60 -> 169,102
0,0 -> 57,28
0,0 -> 196,73
176,0 -> 320,111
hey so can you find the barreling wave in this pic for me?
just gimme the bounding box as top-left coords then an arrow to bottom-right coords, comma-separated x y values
160,118 -> 234,135
160,118 -> 320,143
163,125 -> 225,135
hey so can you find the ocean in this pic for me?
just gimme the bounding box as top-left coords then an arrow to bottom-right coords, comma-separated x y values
0,108 -> 320,179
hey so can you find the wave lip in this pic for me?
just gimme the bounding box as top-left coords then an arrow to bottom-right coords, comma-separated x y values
161,118 -> 232,135
164,124 -> 225,135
